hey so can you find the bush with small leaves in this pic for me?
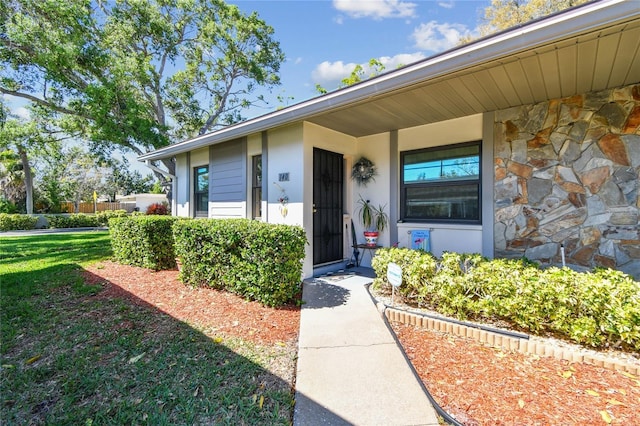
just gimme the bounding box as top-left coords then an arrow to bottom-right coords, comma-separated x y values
109,215 -> 177,270
95,209 -> 128,225
173,219 -> 307,307
45,213 -> 99,229
0,199 -> 18,214
372,247 -> 640,351
0,213 -> 38,231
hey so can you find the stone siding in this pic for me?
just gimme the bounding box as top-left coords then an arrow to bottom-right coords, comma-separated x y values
494,84 -> 640,279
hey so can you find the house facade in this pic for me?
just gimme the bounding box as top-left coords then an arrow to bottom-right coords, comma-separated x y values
140,0 -> 640,279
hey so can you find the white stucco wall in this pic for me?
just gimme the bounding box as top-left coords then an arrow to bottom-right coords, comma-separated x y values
175,153 -> 190,217
398,114 -> 483,151
396,223 -> 483,257
352,133 -> 392,266
190,147 -> 209,167
266,124 -> 304,227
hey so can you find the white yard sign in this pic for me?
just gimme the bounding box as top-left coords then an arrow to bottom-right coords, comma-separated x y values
387,262 -> 402,306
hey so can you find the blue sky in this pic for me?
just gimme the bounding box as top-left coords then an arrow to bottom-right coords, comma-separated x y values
9,0 -> 492,121
6,0 -> 492,173
229,0 -> 491,111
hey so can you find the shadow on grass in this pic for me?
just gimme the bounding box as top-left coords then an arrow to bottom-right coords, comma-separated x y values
1,266 -> 346,424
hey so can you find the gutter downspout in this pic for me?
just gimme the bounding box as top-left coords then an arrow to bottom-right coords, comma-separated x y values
144,160 -> 177,215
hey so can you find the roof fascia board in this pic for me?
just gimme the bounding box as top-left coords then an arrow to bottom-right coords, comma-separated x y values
139,0 -> 637,162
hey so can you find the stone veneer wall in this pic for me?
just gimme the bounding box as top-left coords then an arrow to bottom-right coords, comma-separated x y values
493,84 -> 640,279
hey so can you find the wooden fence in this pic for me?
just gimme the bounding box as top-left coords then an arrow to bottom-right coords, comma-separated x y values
60,202 -> 123,213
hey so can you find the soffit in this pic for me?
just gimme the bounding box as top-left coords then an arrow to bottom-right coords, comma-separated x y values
306,19 -> 640,137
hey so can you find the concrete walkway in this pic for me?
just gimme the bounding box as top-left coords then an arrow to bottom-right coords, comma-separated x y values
293,270 -> 440,426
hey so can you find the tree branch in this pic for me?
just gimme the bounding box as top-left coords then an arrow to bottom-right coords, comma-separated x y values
0,87 -> 91,120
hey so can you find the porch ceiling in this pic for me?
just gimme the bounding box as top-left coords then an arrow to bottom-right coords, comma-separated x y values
306,17 -> 640,138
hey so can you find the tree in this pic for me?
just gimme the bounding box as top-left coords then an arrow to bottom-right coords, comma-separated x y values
0,148 -> 24,212
340,59 -> 386,87
36,144 -> 108,213
1,105 -> 42,214
103,159 -> 154,200
477,0 -> 590,37
0,0 -> 285,180
316,59 -> 387,94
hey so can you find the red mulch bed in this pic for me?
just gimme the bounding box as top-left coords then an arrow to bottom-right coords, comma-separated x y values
82,261 -> 300,346
392,323 -> 640,426
82,262 -> 639,425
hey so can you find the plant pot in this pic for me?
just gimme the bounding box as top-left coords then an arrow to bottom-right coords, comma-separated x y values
363,231 -> 379,246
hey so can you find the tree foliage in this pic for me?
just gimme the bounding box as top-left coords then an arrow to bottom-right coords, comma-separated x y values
36,145 -> 155,211
0,101 -> 62,214
478,0 -> 590,37
103,159 -> 154,200
0,0 -> 285,176
316,58 -> 387,94
37,145 -> 106,212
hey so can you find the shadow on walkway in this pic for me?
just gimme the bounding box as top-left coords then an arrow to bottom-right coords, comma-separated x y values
294,272 -> 440,425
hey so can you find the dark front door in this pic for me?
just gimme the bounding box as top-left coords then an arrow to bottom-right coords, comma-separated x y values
313,148 -> 344,265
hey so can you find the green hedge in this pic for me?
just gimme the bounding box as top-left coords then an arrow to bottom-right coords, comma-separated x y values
95,209 -> 128,225
109,215 -> 178,270
173,219 -> 307,307
372,248 -> 640,351
0,214 -> 38,231
46,213 -> 100,229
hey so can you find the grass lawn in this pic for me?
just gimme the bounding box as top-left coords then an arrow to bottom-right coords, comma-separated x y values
0,231 -> 294,424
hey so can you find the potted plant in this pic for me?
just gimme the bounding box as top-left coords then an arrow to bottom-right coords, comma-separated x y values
356,195 -> 389,246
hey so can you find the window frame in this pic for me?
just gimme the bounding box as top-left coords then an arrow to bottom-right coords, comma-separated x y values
400,141 -> 482,224
193,165 -> 209,218
251,154 -> 262,220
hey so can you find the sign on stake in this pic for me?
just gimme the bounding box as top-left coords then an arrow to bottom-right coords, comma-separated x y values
387,262 -> 402,307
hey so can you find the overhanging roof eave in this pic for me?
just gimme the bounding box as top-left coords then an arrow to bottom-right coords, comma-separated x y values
138,0 -> 639,163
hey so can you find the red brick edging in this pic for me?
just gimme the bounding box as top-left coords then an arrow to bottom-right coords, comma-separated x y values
381,305 -> 639,376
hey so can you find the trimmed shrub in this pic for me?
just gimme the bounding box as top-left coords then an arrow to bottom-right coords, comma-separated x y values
372,248 -> 640,351
46,213 -> 100,229
96,209 -> 128,226
109,215 -> 178,270
371,247 -> 438,301
0,199 -> 18,214
146,203 -> 169,215
173,219 -> 307,307
0,214 -> 38,231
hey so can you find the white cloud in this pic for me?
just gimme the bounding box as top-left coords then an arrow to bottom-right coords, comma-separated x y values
312,60 -> 358,85
333,0 -> 417,20
438,1 -> 454,9
411,21 -> 471,53
377,52 -> 425,69
311,52 -> 426,89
